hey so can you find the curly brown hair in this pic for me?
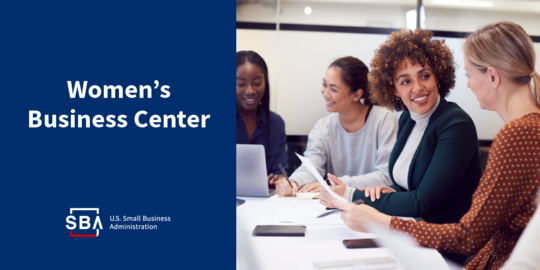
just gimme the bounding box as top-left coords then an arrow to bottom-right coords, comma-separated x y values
368,29 -> 456,111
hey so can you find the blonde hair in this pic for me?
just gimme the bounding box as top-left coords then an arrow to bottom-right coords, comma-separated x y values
464,21 -> 540,107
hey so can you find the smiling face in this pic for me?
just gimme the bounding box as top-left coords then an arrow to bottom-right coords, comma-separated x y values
394,59 -> 439,114
321,66 -> 360,113
464,56 -> 497,111
236,62 -> 265,112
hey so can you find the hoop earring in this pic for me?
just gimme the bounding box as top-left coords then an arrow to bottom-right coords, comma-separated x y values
438,84 -> 441,88
396,96 -> 400,100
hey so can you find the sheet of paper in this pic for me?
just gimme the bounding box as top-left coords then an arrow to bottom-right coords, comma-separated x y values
276,211 -> 343,225
279,192 -> 319,201
295,153 -> 347,202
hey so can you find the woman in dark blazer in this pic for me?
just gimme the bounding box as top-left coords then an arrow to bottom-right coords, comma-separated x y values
352,97 -> 482,224
320,29 -> 482,262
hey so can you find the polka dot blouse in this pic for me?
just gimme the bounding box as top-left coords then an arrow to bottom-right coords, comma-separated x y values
390,113 -> 540,270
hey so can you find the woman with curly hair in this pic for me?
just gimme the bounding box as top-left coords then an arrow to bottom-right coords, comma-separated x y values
327,22 -> 540,270
320,29 -> 482,264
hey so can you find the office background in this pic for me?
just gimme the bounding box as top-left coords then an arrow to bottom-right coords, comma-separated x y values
236,0 -> 540,141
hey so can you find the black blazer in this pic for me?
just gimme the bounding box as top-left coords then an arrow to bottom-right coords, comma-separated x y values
353,98 -> 482,224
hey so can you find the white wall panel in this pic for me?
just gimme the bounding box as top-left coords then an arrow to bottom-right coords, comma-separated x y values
237,28 -> 540,140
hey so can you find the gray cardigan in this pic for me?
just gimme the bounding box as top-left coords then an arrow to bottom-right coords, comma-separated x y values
290,106 -> 398,189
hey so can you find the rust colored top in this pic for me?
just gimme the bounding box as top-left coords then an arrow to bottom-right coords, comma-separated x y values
390,113 -> 540,270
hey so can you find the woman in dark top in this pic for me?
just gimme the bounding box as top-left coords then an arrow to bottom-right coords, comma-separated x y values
329,22 -> 540,270
320,29 -> 482,264
236,51 -> 287,184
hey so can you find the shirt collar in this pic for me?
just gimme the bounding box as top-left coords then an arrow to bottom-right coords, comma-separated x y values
258,107 -> 268,127
410,94 -> 440,124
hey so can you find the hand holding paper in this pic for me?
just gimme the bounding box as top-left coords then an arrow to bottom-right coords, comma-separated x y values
295,153 -> 347,202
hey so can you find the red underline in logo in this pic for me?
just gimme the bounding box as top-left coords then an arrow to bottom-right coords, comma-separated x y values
70,231 -> 97,237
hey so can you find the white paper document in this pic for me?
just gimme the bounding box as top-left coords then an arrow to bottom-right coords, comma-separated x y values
279,192 -> 319,201
277,211 -> 343,225
295,153 -> 347,202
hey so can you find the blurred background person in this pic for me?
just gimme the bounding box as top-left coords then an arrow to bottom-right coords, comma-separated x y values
237,51 -> 287,185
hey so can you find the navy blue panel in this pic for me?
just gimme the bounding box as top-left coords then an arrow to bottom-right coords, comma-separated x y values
0,1 -> 235,269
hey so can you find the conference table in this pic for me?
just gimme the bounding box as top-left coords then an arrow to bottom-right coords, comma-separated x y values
237,195 -> 452,270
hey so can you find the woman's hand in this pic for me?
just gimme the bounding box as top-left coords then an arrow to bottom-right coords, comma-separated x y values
319,188 -> 336,208
359,185 -> 395,202
327,174 -> 347,197
275,178 -> 298,197
333,199 -> 392,232
319,174 -> 347,208
267,173 -> 284,186
298,182 -> 320,193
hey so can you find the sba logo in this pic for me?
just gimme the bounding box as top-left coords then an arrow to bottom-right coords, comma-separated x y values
66,208 -> 103,237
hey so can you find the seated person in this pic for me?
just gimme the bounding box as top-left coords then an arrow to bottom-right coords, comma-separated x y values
236,51 -> 287,184
326,22 -> 540,270
321,29 -> 482,264
276,56 -> 398,196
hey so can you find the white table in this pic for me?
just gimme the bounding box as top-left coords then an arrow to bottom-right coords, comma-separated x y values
237,195 -> 450,270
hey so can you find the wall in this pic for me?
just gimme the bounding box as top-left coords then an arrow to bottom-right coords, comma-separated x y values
237,2 -> 540,35
237,2 -> 540,140
237,2 -> 411,28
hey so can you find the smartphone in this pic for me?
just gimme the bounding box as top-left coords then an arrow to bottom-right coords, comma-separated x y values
342,239 -> 379,249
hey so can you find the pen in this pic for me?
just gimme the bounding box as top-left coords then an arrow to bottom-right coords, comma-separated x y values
316,199 -> 364,218
278,163 -> 294,189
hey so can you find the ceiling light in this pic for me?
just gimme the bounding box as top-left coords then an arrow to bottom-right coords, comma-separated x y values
406,6 -> 425,31
304,6 -> 312,15
406,9 -> 417,30
431,0 -> 494,8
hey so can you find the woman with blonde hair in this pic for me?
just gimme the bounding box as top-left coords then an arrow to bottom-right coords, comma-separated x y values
327,21 -> 540,270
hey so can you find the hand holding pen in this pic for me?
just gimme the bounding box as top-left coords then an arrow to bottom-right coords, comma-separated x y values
278,163 -> 293,188
275,163 -> 299,197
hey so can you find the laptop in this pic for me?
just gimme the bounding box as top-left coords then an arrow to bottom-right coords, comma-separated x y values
236,144 -> 276,197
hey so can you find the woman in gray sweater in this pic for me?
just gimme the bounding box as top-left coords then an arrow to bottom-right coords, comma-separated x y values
275,57 -> 398,197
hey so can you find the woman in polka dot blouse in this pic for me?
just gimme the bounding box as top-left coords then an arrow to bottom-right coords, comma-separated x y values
330,22 -> 540,270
